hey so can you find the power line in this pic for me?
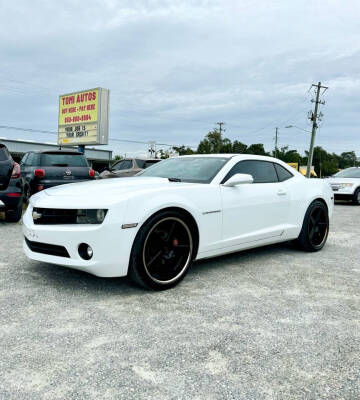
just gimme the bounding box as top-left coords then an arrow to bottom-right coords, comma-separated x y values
0,125 -> 197,149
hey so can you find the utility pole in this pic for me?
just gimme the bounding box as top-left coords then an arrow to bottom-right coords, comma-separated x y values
274,127 -> 279,158
306,82 -> 328,178
216,122 -> 226,136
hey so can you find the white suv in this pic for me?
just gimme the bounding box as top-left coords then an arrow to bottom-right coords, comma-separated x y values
328,167 -> 360,205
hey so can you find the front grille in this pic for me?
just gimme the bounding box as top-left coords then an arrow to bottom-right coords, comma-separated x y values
25,237 -> 70,258
33,208 -> 78,225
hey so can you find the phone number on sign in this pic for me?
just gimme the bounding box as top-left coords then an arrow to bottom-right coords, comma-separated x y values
64,115 -> 92,123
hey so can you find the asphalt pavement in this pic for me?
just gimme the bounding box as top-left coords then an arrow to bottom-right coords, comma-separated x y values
0,204 -> 359,400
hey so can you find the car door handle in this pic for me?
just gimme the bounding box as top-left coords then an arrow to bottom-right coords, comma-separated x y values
277,189 -> 287,196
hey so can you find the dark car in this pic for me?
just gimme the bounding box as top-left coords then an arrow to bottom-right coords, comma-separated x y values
20,150 -> 96,199
0,144 -> 24,222
99,157 -> 161,179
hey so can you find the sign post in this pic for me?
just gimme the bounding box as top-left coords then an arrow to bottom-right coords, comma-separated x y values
58,88 -> 109,150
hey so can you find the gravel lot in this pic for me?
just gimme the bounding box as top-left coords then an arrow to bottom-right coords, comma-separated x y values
0,204 -> 359,400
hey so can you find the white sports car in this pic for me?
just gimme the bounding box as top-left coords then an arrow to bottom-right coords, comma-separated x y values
23,154 -> 334,290
327,167 -> 360,205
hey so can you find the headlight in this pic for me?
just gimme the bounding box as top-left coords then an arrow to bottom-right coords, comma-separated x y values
337,183 -> 354,189
76,209 -> 108,224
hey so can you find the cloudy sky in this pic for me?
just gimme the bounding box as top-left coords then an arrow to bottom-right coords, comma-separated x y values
0,0 -> 359,157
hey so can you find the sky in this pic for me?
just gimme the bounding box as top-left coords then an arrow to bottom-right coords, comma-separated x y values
0,0 -> 359,157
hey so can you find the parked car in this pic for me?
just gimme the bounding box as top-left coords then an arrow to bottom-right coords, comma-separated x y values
23,154 -> 333,290
0,144 -> 24,222
327,167 -> 360,205
20,150 -> 96,200
100,157 -> 161,179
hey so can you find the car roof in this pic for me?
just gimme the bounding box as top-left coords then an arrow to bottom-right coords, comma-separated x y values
28,150 -> 82,155
179,154 -> 282,162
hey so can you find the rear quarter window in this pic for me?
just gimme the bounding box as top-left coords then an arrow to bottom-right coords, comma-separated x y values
274,163 -> 294,182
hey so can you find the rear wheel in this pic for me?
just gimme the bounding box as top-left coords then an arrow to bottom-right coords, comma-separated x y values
352,188 -> 360,205
297,200 -> 329,252
129,211 -> 194,290
5,203 -> 23,223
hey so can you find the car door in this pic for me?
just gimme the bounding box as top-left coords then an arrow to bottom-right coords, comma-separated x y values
220,160 -> 290,248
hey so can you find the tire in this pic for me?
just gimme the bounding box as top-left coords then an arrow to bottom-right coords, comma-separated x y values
128,210 -> 195,290
297,200 -> 329,252
5,203 -> 23,223
352,188 -> 360,205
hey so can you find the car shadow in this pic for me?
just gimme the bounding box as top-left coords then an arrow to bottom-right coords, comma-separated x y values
28,241 -> 297,295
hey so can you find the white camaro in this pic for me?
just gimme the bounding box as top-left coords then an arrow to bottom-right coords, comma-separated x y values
23,154 -> 334,290
327,167 -> 360,205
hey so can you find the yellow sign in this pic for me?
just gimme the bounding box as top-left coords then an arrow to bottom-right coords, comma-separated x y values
287,162 -> 299,170
58,88 -> 109,146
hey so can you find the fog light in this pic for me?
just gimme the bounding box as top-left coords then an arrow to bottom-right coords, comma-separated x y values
78,243 -> 93,260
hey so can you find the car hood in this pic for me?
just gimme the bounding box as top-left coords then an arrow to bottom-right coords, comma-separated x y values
44,176 -> 192,198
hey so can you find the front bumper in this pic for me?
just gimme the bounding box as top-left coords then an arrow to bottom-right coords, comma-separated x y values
334,193 -> 353,201
22,205 -> 138,278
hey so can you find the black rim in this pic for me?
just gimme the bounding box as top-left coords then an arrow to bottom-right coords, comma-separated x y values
308,207 -> 328,248
142,217 -> 193,284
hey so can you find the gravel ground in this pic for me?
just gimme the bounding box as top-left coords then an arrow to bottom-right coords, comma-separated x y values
0,204 -> 359,400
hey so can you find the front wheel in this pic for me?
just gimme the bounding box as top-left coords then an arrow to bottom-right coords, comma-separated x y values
129,211 -> 195,290
352,188 -> 360,205
297,200 -> 329,252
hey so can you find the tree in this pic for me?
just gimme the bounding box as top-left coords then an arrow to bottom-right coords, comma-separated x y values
246,143 -> 268,156
339,151 -> 358,169
232,140 -> 247,154
197,130 -> 232,154
172,145 -> 195,155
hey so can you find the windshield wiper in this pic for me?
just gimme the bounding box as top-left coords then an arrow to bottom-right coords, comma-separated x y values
168,177 -> 181,182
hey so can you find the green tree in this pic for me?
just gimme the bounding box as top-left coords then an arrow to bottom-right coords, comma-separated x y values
232,140 -> 248,154
197,130 -> 226,153
339,151 -> 357,169
172,145 -> 195,155
246,143 -> 268,156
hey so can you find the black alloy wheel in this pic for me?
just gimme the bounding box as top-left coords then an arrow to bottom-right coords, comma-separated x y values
297,200 -> 329,252
352,188 -> 360,205
129,211 -> 195,290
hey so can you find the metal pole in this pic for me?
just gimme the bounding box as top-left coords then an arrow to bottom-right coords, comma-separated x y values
306,82 -> 321,178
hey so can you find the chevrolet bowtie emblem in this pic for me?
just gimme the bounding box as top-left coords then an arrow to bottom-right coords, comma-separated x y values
32,211 -> 42,220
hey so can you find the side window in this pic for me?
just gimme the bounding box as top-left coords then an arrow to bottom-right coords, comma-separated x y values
122,160 -> 133,169
222,160 -> 278,184
113,160 -> 133,170
274,163 -> 293,182
21,153 -> 29,165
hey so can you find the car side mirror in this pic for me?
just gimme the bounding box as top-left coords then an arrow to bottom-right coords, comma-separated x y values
222,173 -> 254,187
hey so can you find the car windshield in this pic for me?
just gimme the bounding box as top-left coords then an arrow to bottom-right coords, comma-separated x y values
41,153 -> 88,167
138,156 -> 229,183
333,168 -> 360,178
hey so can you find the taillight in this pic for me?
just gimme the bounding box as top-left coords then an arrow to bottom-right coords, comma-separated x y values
89,169 -> 95,178
34,169 -> 45,178
11,162 -> 21,179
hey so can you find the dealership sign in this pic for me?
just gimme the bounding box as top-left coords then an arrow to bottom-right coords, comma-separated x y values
58,88 -> 109,146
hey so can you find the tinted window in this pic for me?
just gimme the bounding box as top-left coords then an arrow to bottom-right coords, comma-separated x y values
41,153 -> 88,167
27,153 -> 40,166
274,163 -> 293,182
0,146 -> 10,161
113,160 -> 133,170
136,159 -> 160,169
139,156 -> 229,184
21,153 -> 28,165
223,160 -> 278,183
